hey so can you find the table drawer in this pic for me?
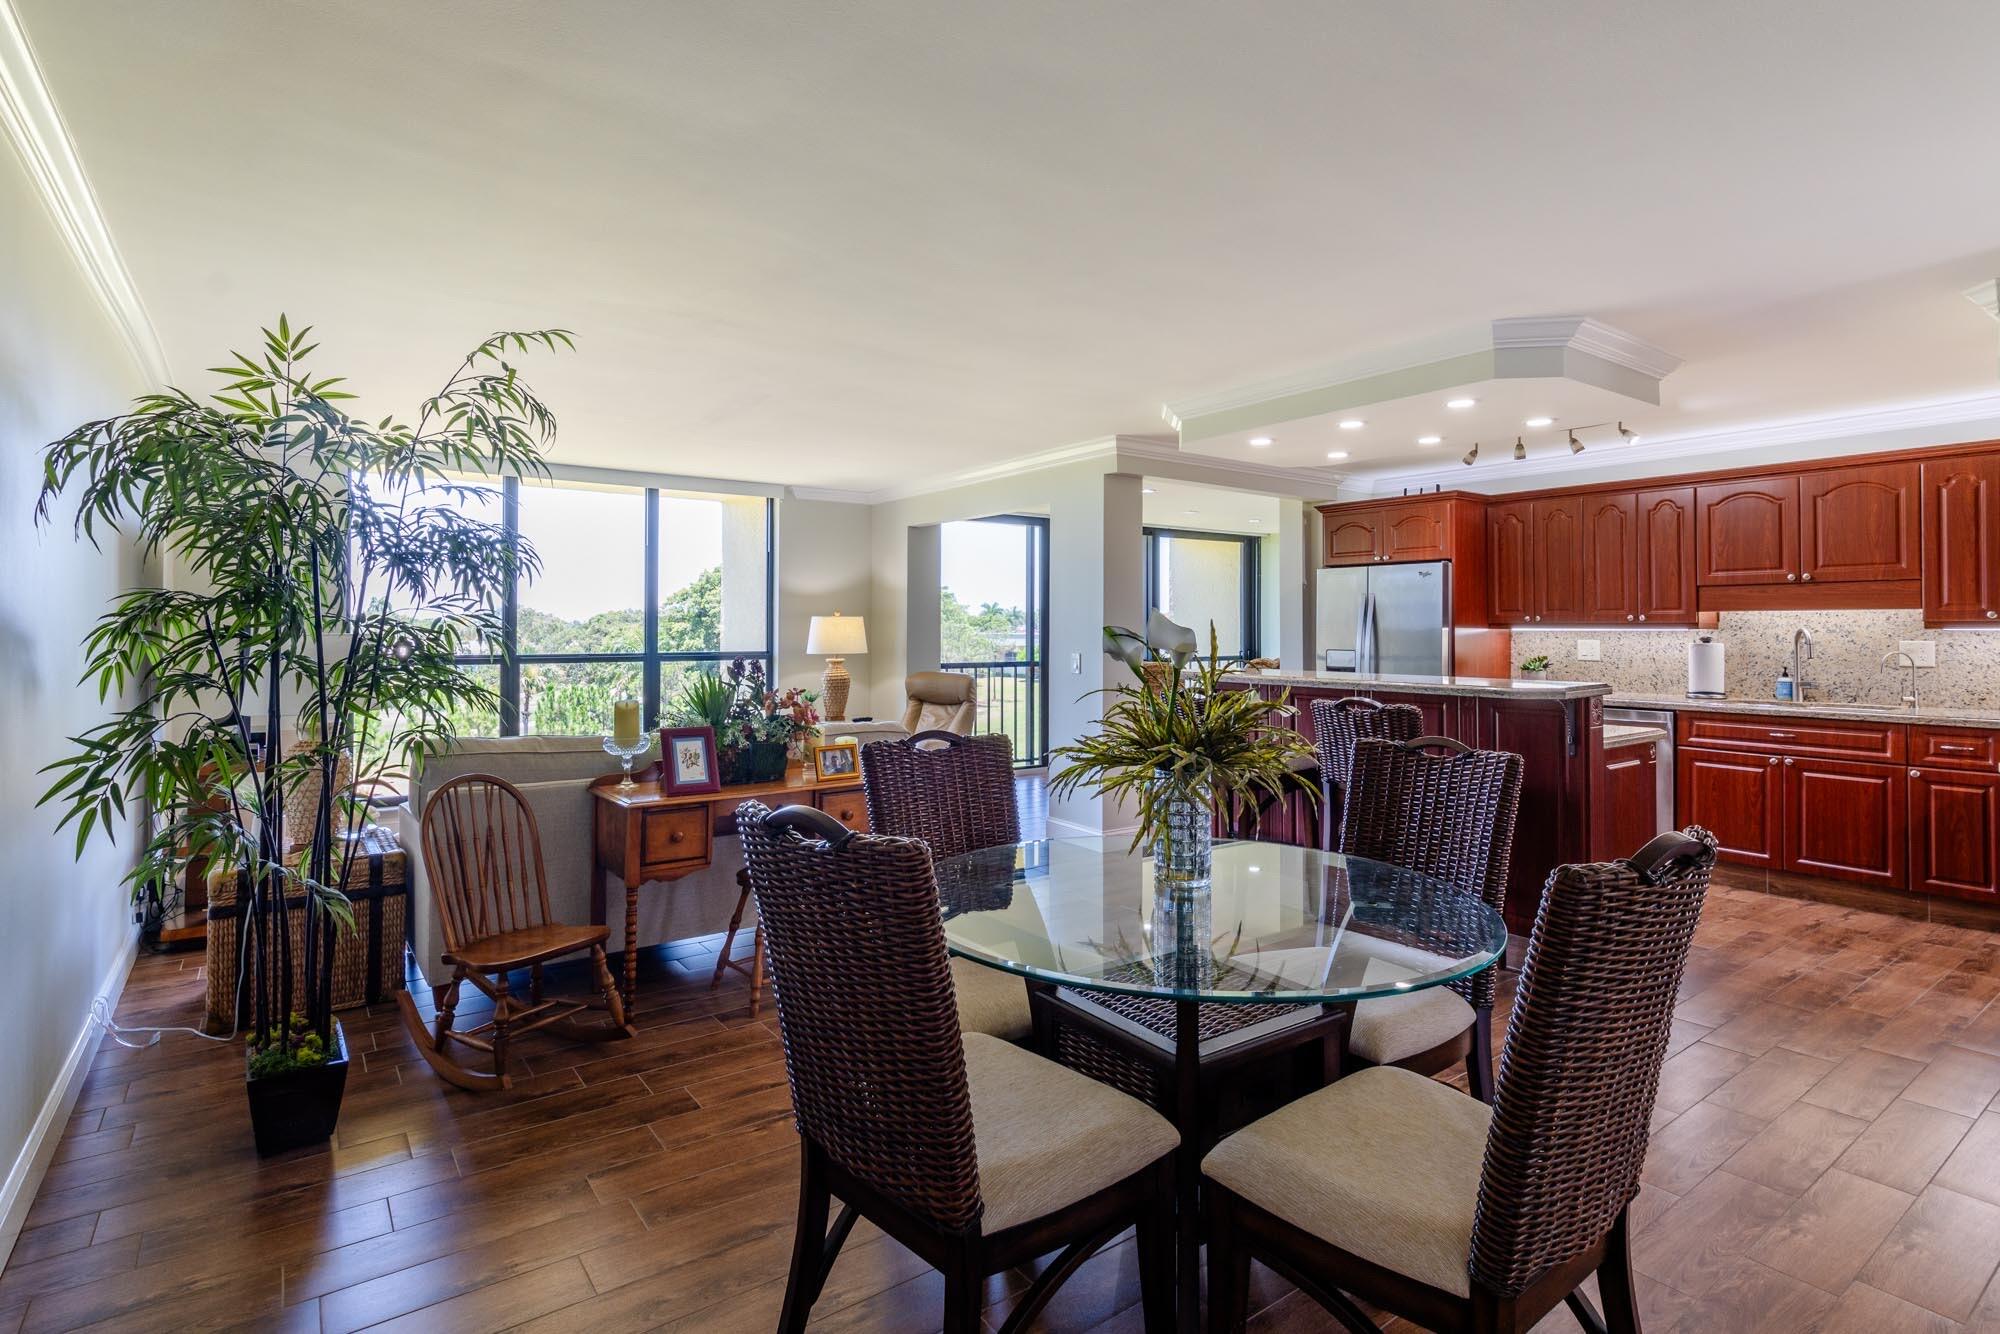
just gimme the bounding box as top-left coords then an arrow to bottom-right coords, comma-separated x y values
1912,726 -> 2000,772
639,806 -> 711,872
1677,713 -> 1905,762
815,786 -> 870,833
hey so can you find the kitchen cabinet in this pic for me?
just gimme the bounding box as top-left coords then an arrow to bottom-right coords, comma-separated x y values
1321,500 -> 1452,565
1580,492 -> 1638,623
1784,755 -> 1906,888
1678,746 -> 1783,869
1486,500 -> 1535,622
1911,726 -> 2000,772
1533,496 -> 1586,623
1696,477 -> 1800,585
1604,741 -> 1659,859
1799,463 -> 1919,583
1909,767 -> 2000,901
1322,512 -> 1382,566
1636,486 -> 1696,623
1921,455 -> 2000,625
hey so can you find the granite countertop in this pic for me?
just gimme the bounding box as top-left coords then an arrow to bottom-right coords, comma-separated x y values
1607,692 -> 2000,731
1222,670 -> 1612,701
1604,723 -> 1669,748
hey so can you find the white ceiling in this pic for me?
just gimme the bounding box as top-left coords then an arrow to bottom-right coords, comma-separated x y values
1141,480 -> 1281,536
19,0 -> 2000,493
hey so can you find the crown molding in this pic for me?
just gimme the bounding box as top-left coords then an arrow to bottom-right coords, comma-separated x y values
1491,316 -> 1684,380
786,485 -> 878,504
1339,391 -> 2000,495
1112,438 -> 1347,491
1968,280 -> 1999,322
0,0 -> 166,386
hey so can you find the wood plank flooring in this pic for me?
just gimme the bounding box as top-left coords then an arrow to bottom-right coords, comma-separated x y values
13,860 -> 2000,1330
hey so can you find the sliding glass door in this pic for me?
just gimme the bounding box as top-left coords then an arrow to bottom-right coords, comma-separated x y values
939,515 -> 1049,767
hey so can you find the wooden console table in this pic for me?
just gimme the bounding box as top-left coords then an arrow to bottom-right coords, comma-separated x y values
589,764 -> 868,1006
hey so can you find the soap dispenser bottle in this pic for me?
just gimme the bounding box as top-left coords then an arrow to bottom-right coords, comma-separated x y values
1775,664 -> 1795,702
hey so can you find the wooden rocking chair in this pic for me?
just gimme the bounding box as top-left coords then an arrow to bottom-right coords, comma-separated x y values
397,773 -> 634,1091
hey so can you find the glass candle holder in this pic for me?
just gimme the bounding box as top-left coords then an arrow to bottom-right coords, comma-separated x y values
602,734 -> 654,790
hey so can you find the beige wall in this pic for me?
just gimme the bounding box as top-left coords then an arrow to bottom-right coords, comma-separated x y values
0,148 -> 148,1250
773,497 -> 874,702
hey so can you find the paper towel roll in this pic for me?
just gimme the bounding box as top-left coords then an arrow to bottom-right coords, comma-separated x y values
1688,637 -> 1725,698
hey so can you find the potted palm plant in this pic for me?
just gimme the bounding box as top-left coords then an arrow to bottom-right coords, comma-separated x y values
1050,614 -> 1318,888
36,318 -> 568,1154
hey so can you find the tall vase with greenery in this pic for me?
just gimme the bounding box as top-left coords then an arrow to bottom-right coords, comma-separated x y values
36,317 -> 569,1151
1049,614 -> 1318,888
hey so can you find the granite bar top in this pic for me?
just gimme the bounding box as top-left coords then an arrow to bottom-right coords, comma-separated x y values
1607,693 -> 2000,731
1221,670 -> 1612,702
1604,723 -> 1669,748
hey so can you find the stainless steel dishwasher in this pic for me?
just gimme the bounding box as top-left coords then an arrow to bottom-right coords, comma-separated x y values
1605,706 -> 1675,833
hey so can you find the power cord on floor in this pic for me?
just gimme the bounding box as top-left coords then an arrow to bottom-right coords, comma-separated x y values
92,893 -> 252,1048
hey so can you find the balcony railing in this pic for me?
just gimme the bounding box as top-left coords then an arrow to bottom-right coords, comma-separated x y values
939,659 -> 1046,767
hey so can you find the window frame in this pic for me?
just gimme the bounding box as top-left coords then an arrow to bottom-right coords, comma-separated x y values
1142,525 -> 1262,661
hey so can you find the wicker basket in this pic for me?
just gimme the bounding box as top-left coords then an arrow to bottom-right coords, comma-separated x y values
203,824 -> 407,1033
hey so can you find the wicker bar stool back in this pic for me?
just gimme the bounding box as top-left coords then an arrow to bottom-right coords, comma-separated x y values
398,774 -> 631,1092
1471,827 -> 1719,1303
1308,697 -> 1422,852
860,730 -> 1020,861
736,800 -> 1178,1334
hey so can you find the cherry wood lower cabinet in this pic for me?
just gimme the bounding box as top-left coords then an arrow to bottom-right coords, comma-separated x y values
1678,746 -> 1783,869
1783,756 -> 1907,888
1909,768 -> 2000,901
1603,744 -> 1659,861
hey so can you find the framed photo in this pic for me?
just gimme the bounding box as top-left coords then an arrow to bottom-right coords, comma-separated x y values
659,726 -> 720,795
813,739 -> 860,782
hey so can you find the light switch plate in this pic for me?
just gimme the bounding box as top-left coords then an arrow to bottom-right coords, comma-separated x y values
1070,652 -> 1083,674
1900,639 -> 1937,668
1576,639 -> 1602,661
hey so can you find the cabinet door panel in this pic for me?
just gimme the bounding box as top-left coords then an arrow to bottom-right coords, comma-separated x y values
1800,463 -> 1919,583
1636,486 -> 1697,623
1677,746 -> 1781,868
1921,456 -> 2000,624
1605,746 -> 1659,859
1697,477 -> 1798,585
1378,503 -> 1450,562
1533,495 -> 1586,623
1910,769 -> 2000,901
1486,501 -> 1535,624
1323,512 -> 1381,566
1784,757 -> 1906,888
1581,492 -> 1638,623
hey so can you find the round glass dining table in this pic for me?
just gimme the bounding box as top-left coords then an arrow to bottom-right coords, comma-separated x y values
933,835 -> 1508,1327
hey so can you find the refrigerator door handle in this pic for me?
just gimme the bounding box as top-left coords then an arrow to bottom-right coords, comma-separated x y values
1356,589 -> 1377,675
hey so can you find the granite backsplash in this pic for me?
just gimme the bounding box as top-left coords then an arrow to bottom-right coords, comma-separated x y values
1511,610 -> 2000,709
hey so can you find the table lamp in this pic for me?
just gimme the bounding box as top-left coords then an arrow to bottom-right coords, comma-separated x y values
806,612 -> 867,721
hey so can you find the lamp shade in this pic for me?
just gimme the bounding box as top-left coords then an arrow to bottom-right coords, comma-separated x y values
806,613 -> 868,656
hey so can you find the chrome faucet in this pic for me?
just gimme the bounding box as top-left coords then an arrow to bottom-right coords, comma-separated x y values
1790,627 -> 1814,703
1881,650 -> 1920,710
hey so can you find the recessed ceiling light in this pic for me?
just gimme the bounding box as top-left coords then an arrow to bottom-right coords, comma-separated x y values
1446,397 -> 1476,410
1417,435 -> 1442,446
1142,486 -> 1156,494
1337,419 -> 1365,430
1325,451 -> 1348,461
1247,435 -> 1274,447
1524,415 -> 1553,428
1248,518 -> 1262,525
1182,508 -> 1199,515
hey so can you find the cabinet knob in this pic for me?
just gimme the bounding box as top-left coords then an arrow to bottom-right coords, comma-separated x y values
1638,614 -> 1647,622
1626,614 -> 1635,622
669,830 -> 684,843
1802,572 -> 1813,582
1786,572 -> 1798,582
1784,757 -> 1795,767
1911,769 -> 1921,778
1987,610 -> 1997,619
1768,756 -> 1780,766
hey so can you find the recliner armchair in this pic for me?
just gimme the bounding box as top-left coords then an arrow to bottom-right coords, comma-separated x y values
902,671 -> 978,735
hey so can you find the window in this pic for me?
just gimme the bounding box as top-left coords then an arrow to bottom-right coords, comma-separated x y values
1144,527 -> 1260,661
939,516 -> 1048,767
362,474 -> 773,736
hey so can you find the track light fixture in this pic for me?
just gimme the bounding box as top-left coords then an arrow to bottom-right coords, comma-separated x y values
1513,436 -> 1527,461
1617,421 -> 1636,441
1462,441 -> 1479,466
1568,430 -> 1584,454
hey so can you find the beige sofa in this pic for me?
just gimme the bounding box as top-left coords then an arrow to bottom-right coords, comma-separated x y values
395,736 -> 748,989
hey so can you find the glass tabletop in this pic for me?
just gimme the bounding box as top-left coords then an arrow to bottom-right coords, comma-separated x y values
935,837 -> 1507,1004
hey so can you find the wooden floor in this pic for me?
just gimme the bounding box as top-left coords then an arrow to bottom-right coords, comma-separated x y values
13,868 -> 2000,1332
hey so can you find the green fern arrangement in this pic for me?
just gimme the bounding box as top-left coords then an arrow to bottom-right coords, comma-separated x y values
1050,618 -> 1319,851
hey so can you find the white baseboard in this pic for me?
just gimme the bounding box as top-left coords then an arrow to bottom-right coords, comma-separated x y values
0,929 -> 136,1267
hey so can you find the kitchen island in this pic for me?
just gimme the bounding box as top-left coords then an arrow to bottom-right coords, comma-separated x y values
1221,670 -> 1614,940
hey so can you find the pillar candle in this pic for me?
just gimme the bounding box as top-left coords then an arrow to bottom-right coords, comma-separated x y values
612,699 -> 641,746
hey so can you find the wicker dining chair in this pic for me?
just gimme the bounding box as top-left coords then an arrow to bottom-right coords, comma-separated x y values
1337,736 -> 1521,1102
398,774 -> 633,1091
1308,697 -> 1423,852
859,731 -> 1035,1042
736,801 -> 1179,1334
1203,828 -> 1717,1334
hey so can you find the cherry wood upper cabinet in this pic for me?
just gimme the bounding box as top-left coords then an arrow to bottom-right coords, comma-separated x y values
1635,486 -> 1696,623
1696,477 -> 1799,585
1376,502 -> 1451,563
1485,500 -> 1535,623
1799,463 -> 1919,583
1533,497 -> 1587,623
1921,454 -> 2000,624
1580,492 -> 1638,623
1322,511 -> 1382,566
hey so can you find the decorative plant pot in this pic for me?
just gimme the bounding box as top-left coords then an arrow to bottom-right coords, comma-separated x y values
245,1020 -> 349,1157
1152,789 -> 1214,890
1519,668 -> 1549,680
721,740 -> 789,786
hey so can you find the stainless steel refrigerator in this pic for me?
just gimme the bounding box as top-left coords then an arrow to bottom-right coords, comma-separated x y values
1315,561 -> 1452,675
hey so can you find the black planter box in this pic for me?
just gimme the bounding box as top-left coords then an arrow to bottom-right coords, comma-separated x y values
245,1020 -> 349,1157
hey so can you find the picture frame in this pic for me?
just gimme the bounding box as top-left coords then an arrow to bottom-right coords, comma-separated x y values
659,725 -> 721,795
812,739 -> 860,782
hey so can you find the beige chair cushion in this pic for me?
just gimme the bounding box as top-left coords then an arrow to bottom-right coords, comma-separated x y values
1347,987 -> 1476,1065
952,958 -> 1033,1043
1203,1066 -> 1490,1296
964,1033 -> 1179,1232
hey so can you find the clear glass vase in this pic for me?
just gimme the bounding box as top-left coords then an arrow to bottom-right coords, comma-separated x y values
1152,787 -> 1214,890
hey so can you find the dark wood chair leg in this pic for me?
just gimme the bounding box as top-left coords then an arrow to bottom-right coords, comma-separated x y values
748,927 -> 765,1017
1206,1186 -> 1251,1334
942,1250 -> 985,1334
711,875 -> 753,991
1595,1205 -> 1641,1334
1135,1159 -> 1176,1334
779,1141 -> 834,1334
1467,1008 -> 1495,1105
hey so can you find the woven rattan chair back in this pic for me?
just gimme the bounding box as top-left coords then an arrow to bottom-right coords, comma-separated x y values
420,774 -> 557,956
1339,737 -> 1522,1008
1469,827 -> 1718,1297
860,731 -> 1020,863
736,799 -> 984,1234
1309,696 -> 1423,797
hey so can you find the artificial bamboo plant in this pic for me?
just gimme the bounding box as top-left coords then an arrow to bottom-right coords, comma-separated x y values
36,318 -> 568,1070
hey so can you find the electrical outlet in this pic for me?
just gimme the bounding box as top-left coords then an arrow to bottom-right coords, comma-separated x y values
1899,639 -> 1937,668
1576,639 -> 1602,662
1070,652 -> 1083,674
